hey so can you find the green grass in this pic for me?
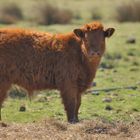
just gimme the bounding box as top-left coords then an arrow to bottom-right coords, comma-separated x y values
2,88 -> 140,123
2,93 -> 64,123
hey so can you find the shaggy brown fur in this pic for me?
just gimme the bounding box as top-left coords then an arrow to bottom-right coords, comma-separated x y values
0,22 -> 115,122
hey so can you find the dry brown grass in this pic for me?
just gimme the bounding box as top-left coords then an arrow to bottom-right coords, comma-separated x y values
0,119 -> 140,140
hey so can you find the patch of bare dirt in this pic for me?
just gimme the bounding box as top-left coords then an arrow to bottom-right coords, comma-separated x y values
0,119 -> 140,140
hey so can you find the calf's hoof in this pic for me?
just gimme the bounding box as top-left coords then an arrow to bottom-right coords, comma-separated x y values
68,118 -> 79,124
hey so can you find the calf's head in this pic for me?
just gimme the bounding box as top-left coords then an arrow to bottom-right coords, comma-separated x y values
73,22 -> 115,58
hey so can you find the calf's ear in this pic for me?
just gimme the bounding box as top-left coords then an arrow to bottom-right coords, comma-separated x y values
73,29 -> 85,38
104,28 -> 115,38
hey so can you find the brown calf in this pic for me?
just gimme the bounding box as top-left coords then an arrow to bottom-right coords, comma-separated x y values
0,21 -> 115,123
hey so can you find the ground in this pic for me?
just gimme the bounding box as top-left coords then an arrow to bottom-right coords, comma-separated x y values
0,119 -> 140,140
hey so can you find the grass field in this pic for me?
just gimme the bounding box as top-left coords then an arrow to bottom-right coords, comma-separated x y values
0,0 -> 140,139
1,22 -> 140,124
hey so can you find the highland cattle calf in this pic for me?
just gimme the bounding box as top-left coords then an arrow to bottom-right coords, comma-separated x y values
0,22 -> 115,123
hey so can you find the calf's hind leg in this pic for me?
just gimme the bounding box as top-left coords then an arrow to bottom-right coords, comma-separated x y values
0,82 -> 11,121
0,89 -> 8,121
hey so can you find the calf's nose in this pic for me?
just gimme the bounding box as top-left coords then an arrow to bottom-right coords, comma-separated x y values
90,51 -> 101,56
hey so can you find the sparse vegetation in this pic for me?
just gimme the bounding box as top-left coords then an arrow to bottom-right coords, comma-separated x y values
32,3 -> 73,25
91,9 -> 102,20
0,3 -> 23,24
116,1 -> 140,22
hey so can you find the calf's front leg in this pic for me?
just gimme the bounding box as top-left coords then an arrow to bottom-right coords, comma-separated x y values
60,87 -> 79,123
